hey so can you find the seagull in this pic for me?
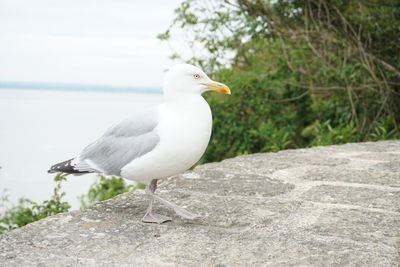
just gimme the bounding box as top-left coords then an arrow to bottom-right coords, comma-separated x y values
48,64 -> 231,223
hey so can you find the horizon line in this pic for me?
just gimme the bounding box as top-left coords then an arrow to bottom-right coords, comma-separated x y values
0,81 -> 162,94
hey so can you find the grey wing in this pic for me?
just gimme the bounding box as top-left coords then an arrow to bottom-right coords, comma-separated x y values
74,107 -> 160,176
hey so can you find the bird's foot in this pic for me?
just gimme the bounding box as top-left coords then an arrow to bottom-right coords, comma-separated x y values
151,194 -> 200,220
173,206 -> 200,220
142,211 -> 172,224
144,179 -> 200,222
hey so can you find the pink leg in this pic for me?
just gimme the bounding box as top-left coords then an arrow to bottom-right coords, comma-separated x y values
142,179 -> 172,224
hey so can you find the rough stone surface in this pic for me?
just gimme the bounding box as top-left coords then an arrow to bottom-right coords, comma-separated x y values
1,141 -> 400,266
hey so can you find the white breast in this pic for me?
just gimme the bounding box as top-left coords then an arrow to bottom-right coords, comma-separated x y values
121,95 -> 212,184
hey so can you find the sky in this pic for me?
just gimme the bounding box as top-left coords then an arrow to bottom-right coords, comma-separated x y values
0,0 -> 186,88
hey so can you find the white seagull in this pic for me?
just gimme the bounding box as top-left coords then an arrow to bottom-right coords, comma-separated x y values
48,64 -> 231,223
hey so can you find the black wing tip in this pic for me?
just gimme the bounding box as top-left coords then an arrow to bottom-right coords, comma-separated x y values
48,158 -> 89,174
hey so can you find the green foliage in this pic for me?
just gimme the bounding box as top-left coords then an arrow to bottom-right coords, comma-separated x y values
161,0 -> 400,162
368,118 -> 400,141
79,175 -> 144,210
301,120 -> 359,147
0,174 -> 142,234
201,68 -> 312,162
0,174 -> 70,234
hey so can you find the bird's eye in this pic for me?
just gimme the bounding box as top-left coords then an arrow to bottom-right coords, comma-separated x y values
193,74 -> 201,79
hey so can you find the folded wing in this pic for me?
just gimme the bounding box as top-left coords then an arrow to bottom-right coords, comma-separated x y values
74,108 -> 160,176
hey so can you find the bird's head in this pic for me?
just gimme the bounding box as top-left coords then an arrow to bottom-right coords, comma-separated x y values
163,64 -> 231,98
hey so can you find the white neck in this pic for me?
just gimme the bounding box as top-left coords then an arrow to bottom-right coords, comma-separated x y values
164,93 -> 205,107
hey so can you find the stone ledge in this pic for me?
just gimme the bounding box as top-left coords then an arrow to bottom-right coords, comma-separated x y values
1,141 -> 400,266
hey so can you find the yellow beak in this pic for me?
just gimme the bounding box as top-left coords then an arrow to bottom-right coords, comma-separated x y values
202,82 -> 231,95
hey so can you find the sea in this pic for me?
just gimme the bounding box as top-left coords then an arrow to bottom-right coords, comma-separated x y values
0,86 -> 163,210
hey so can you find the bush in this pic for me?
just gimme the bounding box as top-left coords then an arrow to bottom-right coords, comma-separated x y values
0,174 -> 141,234
160,0 -> 400,163
0,174 -> 71,234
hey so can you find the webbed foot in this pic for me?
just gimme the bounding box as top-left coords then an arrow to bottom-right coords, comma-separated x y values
142,211 -> 172,224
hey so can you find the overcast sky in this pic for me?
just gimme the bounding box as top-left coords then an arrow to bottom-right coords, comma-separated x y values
0,0 -> 185,88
